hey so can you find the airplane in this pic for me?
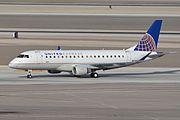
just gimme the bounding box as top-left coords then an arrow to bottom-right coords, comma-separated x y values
9,20 -> 164,78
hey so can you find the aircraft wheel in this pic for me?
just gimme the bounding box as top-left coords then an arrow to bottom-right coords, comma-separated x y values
27,74 -> 32,79
90,72 -> 98,78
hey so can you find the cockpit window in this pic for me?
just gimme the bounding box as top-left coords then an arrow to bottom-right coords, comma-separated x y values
17,54 -> 29,58
17,55 -> 24,58
24,55 -> 29,58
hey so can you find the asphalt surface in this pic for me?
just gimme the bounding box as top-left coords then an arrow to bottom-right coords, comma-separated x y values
0,15 -> 179,31
1,0 -> 180,5
0,2 -> 180,120
0,66 -> 180,120
1,66 -> 180,84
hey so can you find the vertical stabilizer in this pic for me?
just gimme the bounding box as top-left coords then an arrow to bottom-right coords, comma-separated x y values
127,20 -> 162,51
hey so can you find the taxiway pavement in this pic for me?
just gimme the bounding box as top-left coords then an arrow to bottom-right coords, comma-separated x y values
0,12 -> 179,31
1,66 -> 180,84
0,66 -> 180,120
1,0 -> 180,5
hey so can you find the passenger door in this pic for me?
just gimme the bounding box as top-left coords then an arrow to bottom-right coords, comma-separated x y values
35,51 -> 42,63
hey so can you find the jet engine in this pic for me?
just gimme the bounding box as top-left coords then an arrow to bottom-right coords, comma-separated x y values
48,70 -> 61,74
72,65 -> 89,76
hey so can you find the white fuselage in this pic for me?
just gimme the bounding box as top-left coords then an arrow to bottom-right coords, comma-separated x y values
9,49 -> 152,72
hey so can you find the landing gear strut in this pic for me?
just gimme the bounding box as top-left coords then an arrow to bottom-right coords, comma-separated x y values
27,70 -> 32,79
90,72 -> 98,78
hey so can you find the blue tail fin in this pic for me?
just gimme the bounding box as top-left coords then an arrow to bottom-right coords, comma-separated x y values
133,20 -> 162,51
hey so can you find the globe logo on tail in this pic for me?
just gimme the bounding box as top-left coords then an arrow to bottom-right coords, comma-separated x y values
134,33 -> 157,51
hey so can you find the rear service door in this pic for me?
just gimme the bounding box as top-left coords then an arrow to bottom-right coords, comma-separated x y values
126,51 -> 132,63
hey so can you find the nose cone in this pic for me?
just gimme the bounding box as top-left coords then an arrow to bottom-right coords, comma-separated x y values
8,59 -> 17,69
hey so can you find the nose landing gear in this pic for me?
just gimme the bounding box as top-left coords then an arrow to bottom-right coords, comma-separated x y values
27,74 -> 32,79
27,70 -> 32,79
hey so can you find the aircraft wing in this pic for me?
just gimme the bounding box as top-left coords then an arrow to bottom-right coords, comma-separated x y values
73,63 -> 126,71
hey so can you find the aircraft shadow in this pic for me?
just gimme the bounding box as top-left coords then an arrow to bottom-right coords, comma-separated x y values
100,69 -> 180,78
19,74 -> 74,79
18,69 -> 180,78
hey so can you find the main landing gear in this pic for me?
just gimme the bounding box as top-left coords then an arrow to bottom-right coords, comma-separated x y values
27,70 -> 32,79
90,72 -> 98,78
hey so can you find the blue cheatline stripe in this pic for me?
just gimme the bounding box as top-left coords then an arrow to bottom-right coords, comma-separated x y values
140,52 -> 152,61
